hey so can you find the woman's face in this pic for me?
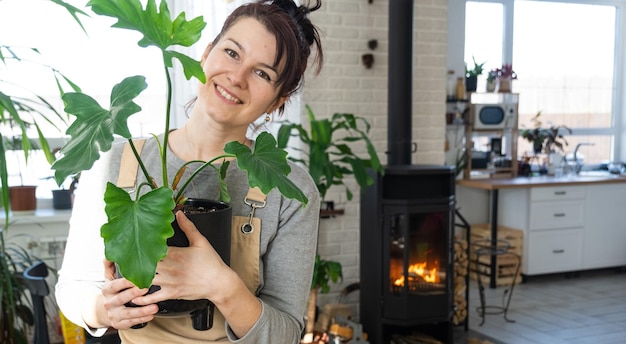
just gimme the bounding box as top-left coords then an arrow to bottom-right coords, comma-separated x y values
196,17 -> 286,131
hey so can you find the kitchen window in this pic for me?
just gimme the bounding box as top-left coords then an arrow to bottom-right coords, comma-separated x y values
465,0 -> 625,165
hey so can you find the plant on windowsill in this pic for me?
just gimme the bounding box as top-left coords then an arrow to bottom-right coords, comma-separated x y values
50,0 -> 309,299
0,1 -> 85,341
277,104 -> 384,218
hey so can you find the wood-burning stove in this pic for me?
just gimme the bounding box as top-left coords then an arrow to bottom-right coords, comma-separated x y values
360,165 -> 455,343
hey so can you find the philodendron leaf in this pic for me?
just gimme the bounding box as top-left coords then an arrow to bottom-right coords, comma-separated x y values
88,0 -> 206,83
101,183 -> 175,288
52,76 -> 147,186
225,132 -> 308,205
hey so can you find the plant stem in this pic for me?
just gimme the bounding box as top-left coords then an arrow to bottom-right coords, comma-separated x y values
162,55 -> 173,189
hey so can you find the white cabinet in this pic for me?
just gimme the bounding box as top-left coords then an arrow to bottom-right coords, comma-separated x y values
584,183 -> 626,269
500,185 -> 587,275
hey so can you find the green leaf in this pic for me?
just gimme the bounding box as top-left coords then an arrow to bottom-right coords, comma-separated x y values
52,76 -> 147,185
225,132 -> 308,205
101,183 -> 175,288
88,0 -> 206,83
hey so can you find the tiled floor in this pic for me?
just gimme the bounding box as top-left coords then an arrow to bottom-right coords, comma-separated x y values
462,268 -> 626,344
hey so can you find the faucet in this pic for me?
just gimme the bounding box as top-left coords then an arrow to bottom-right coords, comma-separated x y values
572,142 -> 595,174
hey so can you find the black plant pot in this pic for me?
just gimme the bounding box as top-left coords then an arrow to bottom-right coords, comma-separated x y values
465,75 -> 478,92
52,189 -> 73,210
130,198 -> 232,331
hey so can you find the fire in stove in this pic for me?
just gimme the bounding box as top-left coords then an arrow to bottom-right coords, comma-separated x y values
391,260 -> 445,294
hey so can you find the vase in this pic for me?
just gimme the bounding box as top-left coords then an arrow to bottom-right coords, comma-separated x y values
486,80 -> 496,92
496,77 -> 512,93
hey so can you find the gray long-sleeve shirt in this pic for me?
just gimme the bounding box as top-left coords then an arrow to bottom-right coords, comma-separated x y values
55,136 -> 320,343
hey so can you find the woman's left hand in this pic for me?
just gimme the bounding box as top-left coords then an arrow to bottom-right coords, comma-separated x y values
130,211 -> 231,305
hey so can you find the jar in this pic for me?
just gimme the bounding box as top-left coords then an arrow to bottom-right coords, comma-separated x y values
446,70 -> 456,100
455,77 -> 466,100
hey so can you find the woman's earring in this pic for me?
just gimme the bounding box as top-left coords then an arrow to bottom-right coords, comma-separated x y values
265,114 -> 271,122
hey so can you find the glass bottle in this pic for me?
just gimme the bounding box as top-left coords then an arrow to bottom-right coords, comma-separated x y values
455,77 -> 466,100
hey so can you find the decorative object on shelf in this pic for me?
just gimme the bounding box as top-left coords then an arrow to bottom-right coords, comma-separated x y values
495,64 -> 517,93
464,56 -> 485,92
455,77 -> 466,100
447,70 -> 457,100
486,69 -> 498,92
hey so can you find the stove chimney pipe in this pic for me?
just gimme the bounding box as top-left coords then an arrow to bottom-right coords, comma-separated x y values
387,0 -> 414,166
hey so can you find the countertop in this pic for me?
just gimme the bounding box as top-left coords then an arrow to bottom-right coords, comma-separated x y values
457,173 -> 626,190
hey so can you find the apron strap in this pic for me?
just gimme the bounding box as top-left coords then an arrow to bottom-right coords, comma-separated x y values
117,139 -> 146,188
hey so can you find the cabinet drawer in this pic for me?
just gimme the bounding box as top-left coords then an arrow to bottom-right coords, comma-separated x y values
529,200 -> 585,230
528,229 -> 583,275
530,186 -> 585,201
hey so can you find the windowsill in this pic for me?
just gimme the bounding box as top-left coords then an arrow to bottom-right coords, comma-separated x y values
1,198 -> 72,225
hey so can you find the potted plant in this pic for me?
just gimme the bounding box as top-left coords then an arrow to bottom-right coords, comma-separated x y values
0,1 -> 85,341
464,56 -> 485,92
520,111 -> 571,155
494,63 -> 517,93
486,69 -> 498,92
51,0 -> 308,306
302,255 -> 342,341
276,104 -> 383,215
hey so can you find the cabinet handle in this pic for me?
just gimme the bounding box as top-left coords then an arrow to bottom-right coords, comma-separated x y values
553,213 -> 566,217
553,249 -> 565,254
554,191 -> 567,195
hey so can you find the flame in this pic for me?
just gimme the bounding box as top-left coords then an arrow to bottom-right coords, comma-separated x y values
393,262 -> 439,286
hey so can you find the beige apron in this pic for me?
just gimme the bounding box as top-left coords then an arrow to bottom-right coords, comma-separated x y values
115,140 -> 264,343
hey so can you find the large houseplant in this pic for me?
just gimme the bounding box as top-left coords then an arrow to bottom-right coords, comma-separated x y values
521,111 -> 571,154
0,1 -> 86,342
50,0 -> 308,293
277,104 -> 383,203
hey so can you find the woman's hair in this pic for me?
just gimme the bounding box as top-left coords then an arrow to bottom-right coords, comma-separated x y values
213,0 -> 324,114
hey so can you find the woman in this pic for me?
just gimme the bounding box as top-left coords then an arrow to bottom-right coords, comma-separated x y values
55,0 -> 324,342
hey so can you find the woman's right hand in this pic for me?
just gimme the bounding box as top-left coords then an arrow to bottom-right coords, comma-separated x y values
99,260 -> 159,330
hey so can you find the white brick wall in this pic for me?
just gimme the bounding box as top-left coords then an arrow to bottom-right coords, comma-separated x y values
300,0 -> 449,320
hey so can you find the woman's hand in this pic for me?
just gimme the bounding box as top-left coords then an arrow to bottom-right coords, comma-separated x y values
99,260 -> 158,330
133,211 -> 233,304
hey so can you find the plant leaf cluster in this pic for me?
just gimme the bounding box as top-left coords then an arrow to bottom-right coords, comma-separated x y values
277,104 -> 383,201
50,0 -> 308,288
464,56 -> 485,78
1,1 -> 87,342
311,254 -> 343,294
520,111 -> 572,154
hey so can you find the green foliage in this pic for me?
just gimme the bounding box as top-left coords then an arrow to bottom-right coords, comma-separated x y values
50,0 -> 308,289
277,104 -> 383,201
520,112 -> 572,154
311,255 -> 342,294
464,56 -> 486,78
0,1 -> 86,342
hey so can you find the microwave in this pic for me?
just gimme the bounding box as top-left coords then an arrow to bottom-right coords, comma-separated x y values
471,102 -> 517,130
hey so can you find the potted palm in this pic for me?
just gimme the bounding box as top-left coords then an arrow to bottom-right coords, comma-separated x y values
50,0 -> 308,313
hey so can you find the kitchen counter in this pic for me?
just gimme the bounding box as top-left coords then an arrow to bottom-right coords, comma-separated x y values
458,173 -> 626,190
457,173 -> 626,288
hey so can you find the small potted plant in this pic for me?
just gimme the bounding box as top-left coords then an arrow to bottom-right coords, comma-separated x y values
495,63 -> 518,93
521,112 -> 571,155
486,69 -> 498,92
464,56 -> 486,92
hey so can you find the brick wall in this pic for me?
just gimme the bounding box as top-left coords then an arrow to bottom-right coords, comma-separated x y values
301,0 -> 449,319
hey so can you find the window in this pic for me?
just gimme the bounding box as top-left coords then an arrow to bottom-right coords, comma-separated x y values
465,0 -> 623,165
